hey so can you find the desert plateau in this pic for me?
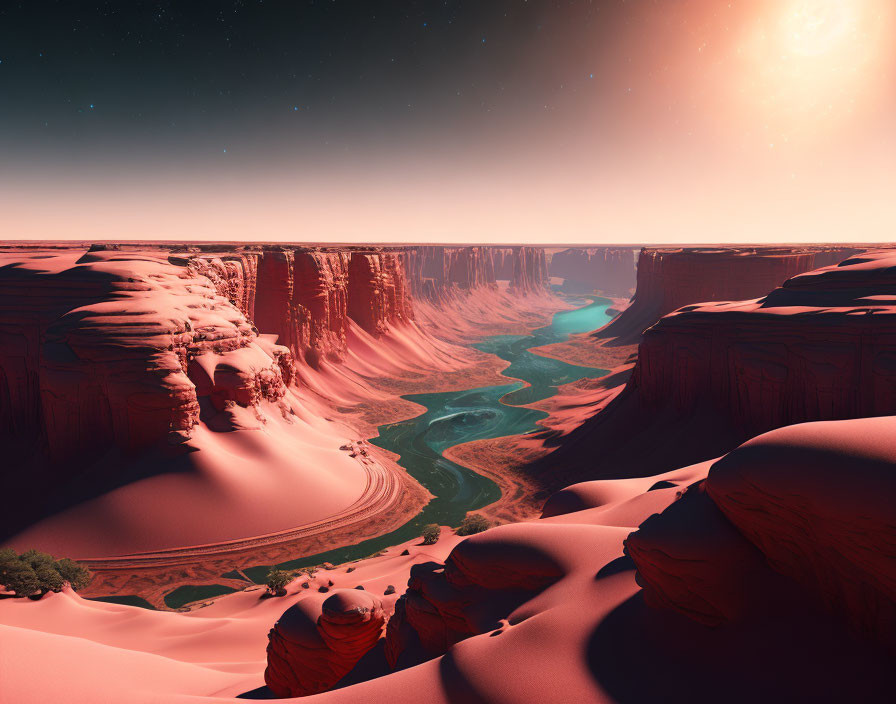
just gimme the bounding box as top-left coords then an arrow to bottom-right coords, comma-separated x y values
2,2 -> 894,703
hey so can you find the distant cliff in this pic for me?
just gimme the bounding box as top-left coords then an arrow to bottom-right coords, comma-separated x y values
548,247 -> 637,297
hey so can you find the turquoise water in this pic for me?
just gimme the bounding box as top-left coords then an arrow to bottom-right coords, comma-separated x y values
134,296 -> 613,595
240,295 -> 615,583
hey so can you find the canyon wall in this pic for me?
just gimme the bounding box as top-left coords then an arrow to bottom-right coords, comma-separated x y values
405,245 -> 549,302
545,249 -> 896,482
596,246 -> 861,344
548,247 -> 637,297
0,249 -> 296,535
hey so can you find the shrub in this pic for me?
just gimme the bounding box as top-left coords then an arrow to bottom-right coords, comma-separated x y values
266,568 -> 295,596
455,514 -> 491,536
0,549 -> 92,598
56,558 -> 92,591
421,524 -> 441,545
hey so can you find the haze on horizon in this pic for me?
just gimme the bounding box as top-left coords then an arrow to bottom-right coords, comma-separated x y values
1,0 -> 893,245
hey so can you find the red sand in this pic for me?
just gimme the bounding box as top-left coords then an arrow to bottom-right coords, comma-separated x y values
3,421 -> 893,703
3,243 -> 894,703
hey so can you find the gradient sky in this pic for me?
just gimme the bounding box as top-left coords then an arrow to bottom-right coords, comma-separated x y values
1,0 -> 894,243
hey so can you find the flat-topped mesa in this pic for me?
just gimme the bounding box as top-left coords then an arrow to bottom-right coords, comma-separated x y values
633,249 -> 896,441
548,249 -> 896,483
548,247 -> 637,297
597,245 -> 861,344
0,249 -> 290,471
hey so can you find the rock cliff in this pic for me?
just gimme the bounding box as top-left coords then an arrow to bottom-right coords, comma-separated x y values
548,247 -> 637,296
596,246 -> 860,345
538,247 -> 890,481
405,245 -> 549,303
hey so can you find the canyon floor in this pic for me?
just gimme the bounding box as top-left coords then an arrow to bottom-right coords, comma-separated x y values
1,243 -> 893,703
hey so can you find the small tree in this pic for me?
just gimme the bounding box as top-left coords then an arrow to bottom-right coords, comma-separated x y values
456,514 -> 491,536
266,568 -> 294,596
56,558 -> 92,591
421,524 -> 441,545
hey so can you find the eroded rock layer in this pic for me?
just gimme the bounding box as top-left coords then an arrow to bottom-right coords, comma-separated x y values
266,589 -> 386,697
597,246 -> 860,344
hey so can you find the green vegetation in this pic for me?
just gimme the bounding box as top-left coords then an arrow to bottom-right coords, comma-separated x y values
421,524 -> 441,545
266,568 -> 296,596
0,548 -> 92,598
455,513 -> 492,536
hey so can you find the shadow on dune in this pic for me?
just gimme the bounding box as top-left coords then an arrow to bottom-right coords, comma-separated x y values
587,593 -> 894,703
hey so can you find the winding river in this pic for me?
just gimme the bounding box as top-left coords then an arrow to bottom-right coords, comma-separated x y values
161,295 -> 614,606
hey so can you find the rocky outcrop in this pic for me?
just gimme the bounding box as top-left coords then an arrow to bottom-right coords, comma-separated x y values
596,246 -> 860,344
541,248 -> 888,482
549,247 -> 637,297
384,522 -> 578,668
0,249 -> 293,532
185,252 -> 259,320
625,416 -> 896,650
254,249 -> 351,366
265,590 -> 386,697
346,252 -> 414,336
631,250 -> 896,439
705,417 -> 896,649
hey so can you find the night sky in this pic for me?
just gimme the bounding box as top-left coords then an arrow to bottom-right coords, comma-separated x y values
1,1 -> 894,242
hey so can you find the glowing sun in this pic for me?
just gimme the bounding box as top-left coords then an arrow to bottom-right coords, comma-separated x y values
734,0 -> 892,140
781,0 -> 859,57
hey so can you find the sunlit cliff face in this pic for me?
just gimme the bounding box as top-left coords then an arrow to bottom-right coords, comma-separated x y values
735,0 -> 892,142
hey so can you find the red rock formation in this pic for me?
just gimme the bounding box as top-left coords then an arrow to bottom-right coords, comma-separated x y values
623,481 -> 773,626
625,416 -> 896,650
346,252 -> 413,336
405,246 -> 549,302
549,247 -> 637,297
705,417 -> 896,649
265,589 -> 386,697
597,246 -> 860,344
385,522 -> 582,668
541,247 -> 884,482
0,248 -> 293,533
186,252 -> 259,320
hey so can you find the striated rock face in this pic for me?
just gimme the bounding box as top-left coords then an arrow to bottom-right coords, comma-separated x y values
632,249 -> 896,440
0,249 -> 293,529
626,416 -> 896,650
549,247 -> 637,297
265,589 -> 386,697
346,252 -> 414,336
405,246 -> 549,303
185,252 -> 259,320
597,246 -> 860,344
253,248 -> 413,362
544,248 -> 887,483
254,249 -> 351,366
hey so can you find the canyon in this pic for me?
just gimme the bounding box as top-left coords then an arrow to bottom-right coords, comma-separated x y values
1,242 -> 894,704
